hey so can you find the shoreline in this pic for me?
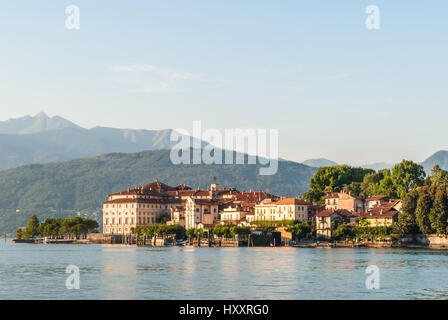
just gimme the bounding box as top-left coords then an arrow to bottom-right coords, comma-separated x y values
9,238 -> 448,250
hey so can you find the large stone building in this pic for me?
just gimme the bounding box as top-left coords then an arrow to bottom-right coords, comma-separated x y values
102,179 -> 184,235
324,191 -> 365,213
103,179 -> 280,234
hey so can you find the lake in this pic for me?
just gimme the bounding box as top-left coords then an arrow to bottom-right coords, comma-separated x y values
1,239 -> 448,299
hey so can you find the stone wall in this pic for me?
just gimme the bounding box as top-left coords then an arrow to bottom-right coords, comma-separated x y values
401,234 -> 448,247
88,233 -> 112,243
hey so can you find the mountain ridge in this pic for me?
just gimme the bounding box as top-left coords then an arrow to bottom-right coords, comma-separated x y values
0,112 -> 81,134
0,148 -> 317,234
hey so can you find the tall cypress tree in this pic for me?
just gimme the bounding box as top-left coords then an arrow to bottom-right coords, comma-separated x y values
430,186 -> 448,234
397,189 -> 419,234
415,186 -> 434,234
24,214 -> 40,239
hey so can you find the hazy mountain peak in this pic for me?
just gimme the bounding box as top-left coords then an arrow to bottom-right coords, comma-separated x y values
421,150 -> 448,173
0,112 -> 81,135
34,111 -> 49,119
302,158 -> 339,167
361,162 -> 393,171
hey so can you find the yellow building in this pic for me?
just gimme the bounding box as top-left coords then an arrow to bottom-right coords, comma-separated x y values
254,198 -> 311,221
360,200 -> 401,227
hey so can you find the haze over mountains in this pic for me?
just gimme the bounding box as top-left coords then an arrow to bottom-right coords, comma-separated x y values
1,112 -> 448,235
301,158 -> 394,171
0,113 -> 176,171
1,113 -> 447,173
0,112 -> 81,134
301,158 -> 339,167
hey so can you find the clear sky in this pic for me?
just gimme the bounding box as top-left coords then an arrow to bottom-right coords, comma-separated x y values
0,1 -> 447,165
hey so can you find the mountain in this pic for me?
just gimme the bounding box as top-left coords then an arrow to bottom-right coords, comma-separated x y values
0,112 -> 80,134
361,162 -> 393,171
302,158 -> 339,167
421,150 -> 448,173
0,149 -> 316,234
0,113 -> 189,171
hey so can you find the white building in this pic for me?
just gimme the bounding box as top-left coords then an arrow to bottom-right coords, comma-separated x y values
184,197 -> 219,230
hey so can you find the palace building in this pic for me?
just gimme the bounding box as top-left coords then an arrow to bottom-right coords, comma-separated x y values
103,179 -> 280,233
102,179 -> 184,235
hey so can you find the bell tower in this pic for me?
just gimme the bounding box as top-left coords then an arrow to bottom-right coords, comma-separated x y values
209,176 -> 218,199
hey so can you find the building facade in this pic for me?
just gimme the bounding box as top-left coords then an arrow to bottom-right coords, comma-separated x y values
184,197 -> 219,230
254,198 -> 311,221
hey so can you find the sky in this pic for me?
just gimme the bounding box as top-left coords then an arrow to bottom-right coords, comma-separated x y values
0,1 -> 447,165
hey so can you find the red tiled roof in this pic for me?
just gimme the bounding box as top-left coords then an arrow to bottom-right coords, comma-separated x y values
362,200 -> 401,218
323,193 -> 340,199
366,195 -> 389,201
235,191 -> 279,202
191,199 -> 219,205
323,192 -> 364,200
109,179 -> 176,196
360,209 -> 398,218
103,198 -> 183,204
275,198 -> 311,205
315,209 -> 354,217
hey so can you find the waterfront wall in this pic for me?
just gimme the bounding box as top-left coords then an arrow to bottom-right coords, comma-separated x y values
401,234 -> 448,247
88,233 -> 112,243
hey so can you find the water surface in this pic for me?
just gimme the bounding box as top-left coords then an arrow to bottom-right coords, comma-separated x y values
1,239 -> 448,299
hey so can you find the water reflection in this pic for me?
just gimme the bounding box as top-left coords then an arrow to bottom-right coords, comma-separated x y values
2,241 -> 448,300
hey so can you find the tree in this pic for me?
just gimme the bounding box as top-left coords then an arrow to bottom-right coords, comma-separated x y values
24,214 -> 40,239
360,172 -> 383,197
429,186 -> 448,234
429,165 -> 448,187
396,189 -> 419,234
166,225 -> 186,240
286,220 -> 312,240
390,160 -> 425,199
415,186 -> 434,234
358,218 -> 370,227
332,224 -> 354,241
343,182 -> 362,196
157,213 -> 171,224
304,165 -> 374,202
15,228 -> 23,240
